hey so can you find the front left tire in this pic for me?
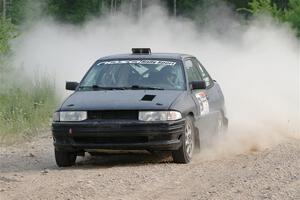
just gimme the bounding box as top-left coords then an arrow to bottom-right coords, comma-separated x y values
55,149 -> 76,167
172,116 -> 195,163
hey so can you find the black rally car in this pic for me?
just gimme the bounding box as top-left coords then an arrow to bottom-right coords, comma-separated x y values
52,48 -> 227,166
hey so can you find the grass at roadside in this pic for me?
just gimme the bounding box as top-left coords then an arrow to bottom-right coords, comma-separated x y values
0,18 -> 58,144
0,73 -> 58,144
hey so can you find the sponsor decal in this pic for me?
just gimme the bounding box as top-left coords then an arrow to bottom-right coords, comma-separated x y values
195,92 -> 209,115
97,60 -> 177,66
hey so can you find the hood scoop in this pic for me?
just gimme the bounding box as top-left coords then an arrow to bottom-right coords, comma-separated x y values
141,94 -> 156,101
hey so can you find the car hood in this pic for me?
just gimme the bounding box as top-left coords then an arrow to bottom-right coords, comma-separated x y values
60,90 -> 184,111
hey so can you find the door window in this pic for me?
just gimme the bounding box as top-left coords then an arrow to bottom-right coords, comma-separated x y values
184,59 -> 202,82
192,58 -> 213,88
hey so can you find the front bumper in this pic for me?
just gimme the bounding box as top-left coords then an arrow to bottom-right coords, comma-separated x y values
52,119 -> 185,152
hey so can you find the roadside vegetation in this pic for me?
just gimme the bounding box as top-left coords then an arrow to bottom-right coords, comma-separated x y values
0,0 -> 299,144
0,75 -> 57,144
44,0 -> 300,36
0,18 -> 58,144
239,0 -> 300,36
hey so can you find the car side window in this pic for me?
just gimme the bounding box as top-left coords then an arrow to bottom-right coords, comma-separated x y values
192,58 -> 213,88
184,59 -> 202,82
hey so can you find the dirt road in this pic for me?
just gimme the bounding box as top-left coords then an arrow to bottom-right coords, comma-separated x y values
0,133 -> 299,200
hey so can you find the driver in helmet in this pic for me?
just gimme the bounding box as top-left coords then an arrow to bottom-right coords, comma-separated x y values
160,66 -> 178,87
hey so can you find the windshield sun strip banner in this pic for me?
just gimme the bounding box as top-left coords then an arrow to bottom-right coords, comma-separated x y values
97,60 -> 177,66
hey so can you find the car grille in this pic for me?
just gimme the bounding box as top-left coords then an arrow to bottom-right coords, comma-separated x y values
87,110 -> 138,120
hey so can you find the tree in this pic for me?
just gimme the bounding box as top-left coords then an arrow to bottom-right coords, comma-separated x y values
47,0 -> 104,23
243,0 -> 283,18
285,0 -> 300,36
0,18 -> 16,54
237,0 -> 300,36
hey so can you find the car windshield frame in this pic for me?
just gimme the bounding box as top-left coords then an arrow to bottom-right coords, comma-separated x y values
78,58 -> 187,91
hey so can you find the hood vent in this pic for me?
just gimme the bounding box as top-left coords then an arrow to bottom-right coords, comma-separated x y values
141,95 -> 156,101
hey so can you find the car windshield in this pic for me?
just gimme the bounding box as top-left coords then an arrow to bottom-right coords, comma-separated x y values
79,59 -> 186,90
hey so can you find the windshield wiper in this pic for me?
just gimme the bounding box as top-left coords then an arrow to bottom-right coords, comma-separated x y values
130,85 -> 164,90
79,85 -> 126,90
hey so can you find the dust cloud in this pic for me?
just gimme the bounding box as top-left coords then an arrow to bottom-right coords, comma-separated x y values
10,4 -> 300,157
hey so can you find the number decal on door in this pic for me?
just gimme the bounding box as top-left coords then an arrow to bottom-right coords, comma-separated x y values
195,92 -> 209,116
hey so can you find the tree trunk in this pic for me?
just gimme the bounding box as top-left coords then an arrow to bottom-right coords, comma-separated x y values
111,0 -> 114,13
129,0 -> 133,15
140,0 -> 143,17
174,0 -> 177,17
3,0 -> 6,19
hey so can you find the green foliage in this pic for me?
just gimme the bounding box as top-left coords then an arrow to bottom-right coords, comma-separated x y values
174,0 -> 203,18
0,18 -> 16,54
47,0 -> 104,24
9,0 -> 27,24
238,0 -> 284,19
285,0 -> 300,36
249,0 -> 280,15
238,0 -> 300,36
8,0 -> 46,24
10,0 -> 297,37
225,0 -> 249,9
0,71 -> 58,144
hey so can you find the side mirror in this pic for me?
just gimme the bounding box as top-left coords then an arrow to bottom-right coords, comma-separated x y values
189,81 -> 206,90
66,81 -> 79,91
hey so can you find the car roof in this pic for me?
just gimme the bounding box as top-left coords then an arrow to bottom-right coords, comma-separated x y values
98,53 -> 194,61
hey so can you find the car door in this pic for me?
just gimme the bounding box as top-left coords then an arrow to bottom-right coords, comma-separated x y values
192,58 -> 225,115
184,57 -> 224,133
183,58 -> 210,129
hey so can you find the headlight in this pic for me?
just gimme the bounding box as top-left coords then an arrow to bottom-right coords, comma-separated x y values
53,111 -> 87,122
138,111 -> 182,121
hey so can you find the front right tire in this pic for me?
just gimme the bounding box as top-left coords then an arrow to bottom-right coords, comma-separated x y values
172,116 -> 195,163
55,149 -> 76,167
